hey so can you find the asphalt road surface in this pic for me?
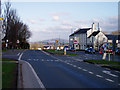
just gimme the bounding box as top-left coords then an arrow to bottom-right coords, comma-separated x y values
2,50 -> 120,88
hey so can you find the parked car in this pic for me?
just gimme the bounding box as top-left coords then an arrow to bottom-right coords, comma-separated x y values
116,48 -> 120,55
70,47 -> 75,51
85,48 -> 95,54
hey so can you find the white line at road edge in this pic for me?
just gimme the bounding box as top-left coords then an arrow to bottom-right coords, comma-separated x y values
25,61 -> 45,89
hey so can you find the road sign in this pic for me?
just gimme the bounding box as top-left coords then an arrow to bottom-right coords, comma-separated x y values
74,40 -> 77,44
55,40 -> 58,43
0,18 -> 4,20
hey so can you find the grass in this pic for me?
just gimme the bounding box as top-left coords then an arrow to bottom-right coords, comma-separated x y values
2,58 -> 18,88
84,59 -> 120,70
85,60 -> 120,65
44,49 -> 78,56
2,58 -> 17,61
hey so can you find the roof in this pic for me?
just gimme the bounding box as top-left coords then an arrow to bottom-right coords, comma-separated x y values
69,28 -> 91,37
105,34 -> 120,40
88,31 -> 100,38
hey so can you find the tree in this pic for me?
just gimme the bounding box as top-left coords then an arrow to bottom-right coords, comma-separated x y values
2,1 -> 31,49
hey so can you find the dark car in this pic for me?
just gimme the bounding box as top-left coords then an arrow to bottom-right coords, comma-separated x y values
116,48 -> 120,55
70,47 -> 75,51
85,48 -> 95,54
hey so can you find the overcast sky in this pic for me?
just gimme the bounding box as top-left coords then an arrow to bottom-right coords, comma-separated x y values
1,1 -> 118,42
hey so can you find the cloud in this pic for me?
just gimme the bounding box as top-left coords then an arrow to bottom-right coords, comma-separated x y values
51,12 -> 70,16
52,15 -> 60,21
27,19 -> 38,24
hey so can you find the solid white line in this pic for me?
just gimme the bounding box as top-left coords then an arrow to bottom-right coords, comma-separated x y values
25,61 -> 45,88
41,50 -> 50,55
105,78 -> 114,82
96,75 -> 103,78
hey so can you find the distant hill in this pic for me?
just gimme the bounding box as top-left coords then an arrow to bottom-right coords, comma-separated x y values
39,38 -> 69,44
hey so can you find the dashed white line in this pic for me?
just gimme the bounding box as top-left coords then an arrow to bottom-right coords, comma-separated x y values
73,65 -> 77,67
88,71 -> 94,74
78,67 -> 82,69
96,75 -> 103,78
82,69 -> 87,71
105,78 -> 114,82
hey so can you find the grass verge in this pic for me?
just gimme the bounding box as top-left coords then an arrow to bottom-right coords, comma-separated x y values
2,58 -> 18,88
84,60 -> 120,71
43,49 -> 77,56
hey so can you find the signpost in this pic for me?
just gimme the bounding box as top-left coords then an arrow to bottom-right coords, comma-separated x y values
74,40 -> 77,44
74,40 -> 77,54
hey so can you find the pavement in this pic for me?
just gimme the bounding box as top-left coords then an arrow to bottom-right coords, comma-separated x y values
17,60 -> 45,89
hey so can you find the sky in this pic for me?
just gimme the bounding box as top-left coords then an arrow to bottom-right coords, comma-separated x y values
1,1 -> 118,42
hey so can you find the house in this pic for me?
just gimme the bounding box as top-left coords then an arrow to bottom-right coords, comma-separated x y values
105,34 -> 120,48
69,23 -> 107,50
88,31 -> 108,50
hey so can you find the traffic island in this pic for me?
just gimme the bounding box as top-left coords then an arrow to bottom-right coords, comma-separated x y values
83,60 -> 120,72
2,58 -> 18,88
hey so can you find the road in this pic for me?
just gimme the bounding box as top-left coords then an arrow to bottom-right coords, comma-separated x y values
2,50 -> 120,88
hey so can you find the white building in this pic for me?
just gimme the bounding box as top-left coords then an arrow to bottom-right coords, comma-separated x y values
69,23 -> 108,50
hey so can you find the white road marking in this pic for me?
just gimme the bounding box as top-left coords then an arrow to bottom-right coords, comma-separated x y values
105,78 -> 114,82
28,59 -> 31,61
96,75 -> 103,78
25,61 -> 45,88
73,65 -> 77,67
18,53 -> 23,60
89,71 -> 94,74
41,59 -> 44,61
103,70 -> 118,77
78,67 -> 82,69
118,84 -> 120,86
115,71 -> 120,73
82,69 -> 87,71
47,60 -> 49,61
17,53 -> 20,56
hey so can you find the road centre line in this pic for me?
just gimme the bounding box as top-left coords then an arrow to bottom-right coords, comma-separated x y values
88,71 -> 94,74
96,75 -> 103,78
82,69 -> 87,71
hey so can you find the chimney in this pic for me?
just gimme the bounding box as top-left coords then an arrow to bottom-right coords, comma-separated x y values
92,22 -> 95,30
98,23 -> 101,31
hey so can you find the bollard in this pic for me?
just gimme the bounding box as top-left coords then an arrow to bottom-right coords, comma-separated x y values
64,48 -> 66,55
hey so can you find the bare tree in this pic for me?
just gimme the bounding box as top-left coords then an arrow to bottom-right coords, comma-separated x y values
2,1 -> 31,49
